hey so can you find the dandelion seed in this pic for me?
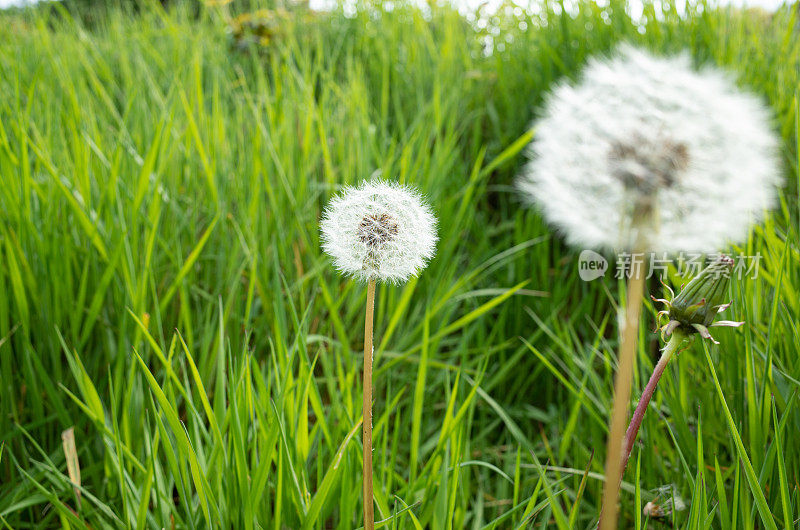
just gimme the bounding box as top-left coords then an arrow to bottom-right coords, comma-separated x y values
320,180 -> 438,284
643,497 -> 686,519
518,45 -> 781,253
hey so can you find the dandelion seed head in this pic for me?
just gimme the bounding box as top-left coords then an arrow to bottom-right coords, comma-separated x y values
518,45 -> 781,253
320,180 -> 438,284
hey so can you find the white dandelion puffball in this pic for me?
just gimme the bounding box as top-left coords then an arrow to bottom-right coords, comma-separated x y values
320,180 -> 438,284
518,45 -> 781,253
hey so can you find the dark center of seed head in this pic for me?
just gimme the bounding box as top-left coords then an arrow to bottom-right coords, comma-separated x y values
609,134 -> 690,193
358,213 -> 399,247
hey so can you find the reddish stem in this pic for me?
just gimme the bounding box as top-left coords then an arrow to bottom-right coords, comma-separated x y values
619,332 -> 685,476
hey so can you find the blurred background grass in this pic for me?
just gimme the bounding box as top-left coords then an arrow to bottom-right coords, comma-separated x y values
0,0 -> 798,528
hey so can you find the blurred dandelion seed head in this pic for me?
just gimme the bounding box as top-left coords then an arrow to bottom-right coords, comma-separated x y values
518,45 -> 781,253
320,180 -> 438,284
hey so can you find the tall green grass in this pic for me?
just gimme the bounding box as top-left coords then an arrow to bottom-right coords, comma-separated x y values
0,0 -> 798,527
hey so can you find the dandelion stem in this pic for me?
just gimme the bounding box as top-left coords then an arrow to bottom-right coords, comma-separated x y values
599,261 -> 646,530
619,331 -> 685,476
362,279 -> 376,530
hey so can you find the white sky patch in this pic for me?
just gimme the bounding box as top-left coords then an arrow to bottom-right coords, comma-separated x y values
1,0 -> 789,9
310,0 -> 787,15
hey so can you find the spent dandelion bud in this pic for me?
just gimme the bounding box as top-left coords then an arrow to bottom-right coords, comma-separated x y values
320,180 -> 438,284
518,45 -> 781,253
654,255 -> 744,344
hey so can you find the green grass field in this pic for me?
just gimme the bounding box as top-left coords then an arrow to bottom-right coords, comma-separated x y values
1,0 -> 799,527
